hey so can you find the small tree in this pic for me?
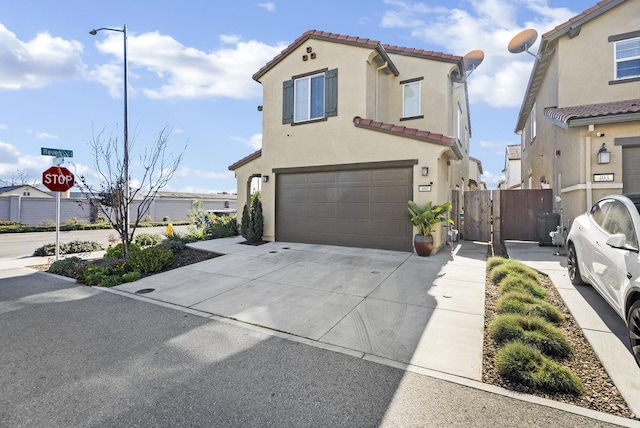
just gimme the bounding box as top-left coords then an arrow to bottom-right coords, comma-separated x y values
76,126 -> 185,258
240,204 -> 250,239
244,192 -> 263,244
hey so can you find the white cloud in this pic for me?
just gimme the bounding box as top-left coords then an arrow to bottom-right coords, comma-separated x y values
0,24 -> 85,91
257,2 -> 276,12
481,170 -> 504,189
0,141 -> 51,181
381,0 -> 581,107
174,166 -> 235,180
90,31 -> 287,100
220,34 -> 241,45
36,132 -> 60,140
232,134 -> 262,150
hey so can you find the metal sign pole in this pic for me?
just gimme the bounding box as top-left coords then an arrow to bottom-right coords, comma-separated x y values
55,191 -> 60,261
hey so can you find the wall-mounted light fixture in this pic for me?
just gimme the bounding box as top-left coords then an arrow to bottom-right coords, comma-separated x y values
262,175 -> 269,183
421,166 -> 429,176
597,143 -> 610,164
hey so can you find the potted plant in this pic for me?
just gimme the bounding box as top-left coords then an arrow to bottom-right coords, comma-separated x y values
407,200 -> 454,256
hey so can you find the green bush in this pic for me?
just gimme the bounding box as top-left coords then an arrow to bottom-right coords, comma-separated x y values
487,256 -> 508,270
48,257 -> 87,279
490,260 -> 539,284
83,265 -> 126,287
497,292 -> 564,324
134,233 -> 163,247
122,271 -> 141,282
241,204 -> 250,239
105,242 -> 142,259
489,313 -> 572,358
33,240 -> 103,257
500,273 -> 547,299
207,214 -> 238,238
125,245 -> 174,274
161,235 -> 187,253
495,341 -> 583,395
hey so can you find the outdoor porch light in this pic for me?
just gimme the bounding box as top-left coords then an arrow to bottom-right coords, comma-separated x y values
597,143 -> 610,164
421,166 -> 429,176
262,175 -> 269,183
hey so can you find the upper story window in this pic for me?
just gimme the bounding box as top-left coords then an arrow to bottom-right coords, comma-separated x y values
530,103 -> 537,142
282,69 -> 338,125
615,37 -> 640,80
403,81 -> 421,118
457,104 -> 463,142
294,73 -> 325,122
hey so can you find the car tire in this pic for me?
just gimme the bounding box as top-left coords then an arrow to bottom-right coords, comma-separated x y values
567,243 -> 585,286
628,300 -> 640,368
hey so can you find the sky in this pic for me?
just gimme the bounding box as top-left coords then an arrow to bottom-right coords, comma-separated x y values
0,0 -> 598,193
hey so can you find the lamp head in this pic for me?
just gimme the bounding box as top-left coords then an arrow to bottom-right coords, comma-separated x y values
89,29 -> 98,35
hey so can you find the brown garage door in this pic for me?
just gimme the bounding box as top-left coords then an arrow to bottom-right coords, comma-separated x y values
623,145 -> 640,193
276,166 -> 413,251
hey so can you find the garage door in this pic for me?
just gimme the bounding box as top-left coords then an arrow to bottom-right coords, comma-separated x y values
623,145 -> 640,193
276,166 -> 413,251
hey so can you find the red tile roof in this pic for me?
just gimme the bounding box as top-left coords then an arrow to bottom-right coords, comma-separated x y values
253,29 -> 462,81
543,0 -> 621,39
544,98 -> 640,125
228,149 -> 262,171
352,117 -> 462,159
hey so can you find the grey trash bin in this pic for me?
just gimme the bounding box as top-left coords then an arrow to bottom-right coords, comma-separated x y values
537,212 -> 560,246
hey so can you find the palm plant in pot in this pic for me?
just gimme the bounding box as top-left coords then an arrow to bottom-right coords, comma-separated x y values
407,200 -> 454,256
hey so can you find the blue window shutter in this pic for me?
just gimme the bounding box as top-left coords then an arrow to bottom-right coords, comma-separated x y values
282,79 -> 294,124
325,68 -> 338,117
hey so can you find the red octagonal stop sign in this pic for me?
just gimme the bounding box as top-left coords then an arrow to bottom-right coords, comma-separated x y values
42,166 -> 75,192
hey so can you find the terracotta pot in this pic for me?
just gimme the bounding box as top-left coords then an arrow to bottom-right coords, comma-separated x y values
414,234 -> 433,257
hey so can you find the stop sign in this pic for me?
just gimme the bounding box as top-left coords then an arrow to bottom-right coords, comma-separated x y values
42,166 -> 75,192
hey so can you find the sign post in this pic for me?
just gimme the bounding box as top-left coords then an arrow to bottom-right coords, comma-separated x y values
42,166 -> 75,260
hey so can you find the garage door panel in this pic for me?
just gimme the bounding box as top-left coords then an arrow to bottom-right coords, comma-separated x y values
277,166 -> 413,251
623,146 -> 640,193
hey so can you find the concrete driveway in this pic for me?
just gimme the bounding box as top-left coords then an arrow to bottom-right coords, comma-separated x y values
114,237 -> 488,381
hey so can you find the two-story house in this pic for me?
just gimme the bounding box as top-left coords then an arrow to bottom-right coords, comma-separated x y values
515,0 -> 640,228
229,30 -> 473,252
501,145 -> 522,190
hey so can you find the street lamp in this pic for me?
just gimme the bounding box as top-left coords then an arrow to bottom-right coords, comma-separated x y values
89,24 -> 129,239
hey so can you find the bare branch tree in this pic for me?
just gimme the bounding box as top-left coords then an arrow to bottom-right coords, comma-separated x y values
1,170 -> 38,186
75,125 -> 186,257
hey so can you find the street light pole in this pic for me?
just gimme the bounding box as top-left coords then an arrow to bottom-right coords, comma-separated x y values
89,24 -> 129,245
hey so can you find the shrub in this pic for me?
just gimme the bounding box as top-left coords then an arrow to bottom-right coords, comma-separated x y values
207,214 -> 238,238
161,235 -> 187,253
495,341 -> 583,395
489,313 -> 572,358
490,260 -> 539,284
83,265 -> 126,287
241,204 -> 250,239
63,217 -> 80,226
487,256 -> 508,270
163,216 -> 171,222
33,240 -> 103,256
500,273 -> 547,299
125,245 -> 174,274
134,233 -> 163,247
246,193 -> 263,244
497,292 -> 564,324
143,214 -> 154,223
105,242 -> 142,259
48,257 -> 87,279
122,271 -> 141,282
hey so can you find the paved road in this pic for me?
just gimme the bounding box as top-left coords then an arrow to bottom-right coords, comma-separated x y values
0,226 -> 190,259
0,270 -> 628,427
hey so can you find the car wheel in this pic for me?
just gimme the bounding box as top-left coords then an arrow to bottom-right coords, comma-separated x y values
628,300 -> 640,368
567,243 -> 585,286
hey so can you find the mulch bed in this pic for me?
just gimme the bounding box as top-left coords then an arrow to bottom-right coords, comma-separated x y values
484,243 -> 637,420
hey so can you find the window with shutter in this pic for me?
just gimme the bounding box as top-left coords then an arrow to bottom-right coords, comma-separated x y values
282,69 -> 337,124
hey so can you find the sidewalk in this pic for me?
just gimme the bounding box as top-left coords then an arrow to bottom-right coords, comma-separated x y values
505,241 -> 640,417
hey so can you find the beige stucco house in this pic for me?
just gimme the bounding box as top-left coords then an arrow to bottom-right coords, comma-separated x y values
468,157 -> 486,190
501,145 -> 522,190
229,30 -> 473,252
0,185 -> 52,198
515,0 -> 640,228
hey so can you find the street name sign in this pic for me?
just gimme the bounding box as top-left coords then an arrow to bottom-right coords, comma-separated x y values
41,147 -> 73,158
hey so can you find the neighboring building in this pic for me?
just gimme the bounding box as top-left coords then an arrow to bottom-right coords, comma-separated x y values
0,184 -> 52,198
515,0 -> 640,228
229,30 -> 473,252
502,145 -> 522,190
469,157 -> 486,190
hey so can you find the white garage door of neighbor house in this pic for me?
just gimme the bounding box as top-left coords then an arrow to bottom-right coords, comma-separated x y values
276,167 -> 413,252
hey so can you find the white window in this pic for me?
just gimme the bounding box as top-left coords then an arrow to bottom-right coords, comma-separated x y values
457,104 -> 463,141
615,37 -> 640,80
530,103 -> 537,141
294,73 -> 325,122
403,81 -> 420,117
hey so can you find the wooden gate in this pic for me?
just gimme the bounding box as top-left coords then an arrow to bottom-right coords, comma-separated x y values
463,189 -> 553,243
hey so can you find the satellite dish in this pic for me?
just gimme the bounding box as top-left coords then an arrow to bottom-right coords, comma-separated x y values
452,49 -> 485,82
508,28 -> 538,57
463,50 -> 484,72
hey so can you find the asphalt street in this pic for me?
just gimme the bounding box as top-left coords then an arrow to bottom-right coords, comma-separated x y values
0,269 -> 627,427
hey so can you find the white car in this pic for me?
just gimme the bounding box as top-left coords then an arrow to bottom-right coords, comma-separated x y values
566,193 -> 640,367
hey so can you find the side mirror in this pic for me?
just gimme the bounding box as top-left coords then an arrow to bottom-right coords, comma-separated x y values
606,233 -> 628,250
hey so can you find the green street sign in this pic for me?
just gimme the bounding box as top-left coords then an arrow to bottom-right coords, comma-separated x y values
41,147 -> 73,158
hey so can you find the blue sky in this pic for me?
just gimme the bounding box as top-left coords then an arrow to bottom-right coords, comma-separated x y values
0,0 -> 596,193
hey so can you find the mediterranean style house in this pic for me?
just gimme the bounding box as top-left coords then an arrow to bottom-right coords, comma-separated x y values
229,30 -> 474,252
499,145 -> 522,190
515,0 -> 640,228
